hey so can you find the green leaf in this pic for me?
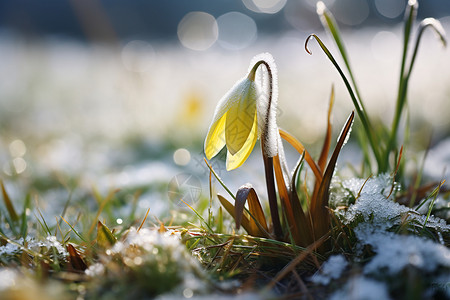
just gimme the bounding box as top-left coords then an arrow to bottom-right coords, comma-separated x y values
1,181 -> 19,222
96,221 -> 117,248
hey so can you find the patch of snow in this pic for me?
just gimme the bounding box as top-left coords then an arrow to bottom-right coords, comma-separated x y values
311,254 -> 348,285
355,224 -> 450,275
337,174 -> 450,232
330,276 -> 391,300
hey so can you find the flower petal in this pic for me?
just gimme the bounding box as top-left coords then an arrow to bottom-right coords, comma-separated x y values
204,113 -> 227,159
225,82 -> 257,155
226,113 -> 258,171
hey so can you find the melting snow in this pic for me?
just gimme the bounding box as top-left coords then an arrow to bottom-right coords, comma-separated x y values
356,224 -> 450,275
311,254 -> 348,285
330,276 -> 391,300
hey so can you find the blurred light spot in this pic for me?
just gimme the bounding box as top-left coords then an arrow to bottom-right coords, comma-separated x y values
9,139 -> 26,157
116,218 -> 123,225
177,12 -> 218,51
13,157 -> 27,174
371,31 -> 401,62
304,0 -> 335,9
0,269 -> 17,290
183,288 -> 194,298
173,148 -> 191,166
217,12 -> 257,50
332,0 -> 369,26
375,0 -> 406,19
121,40 -> 155,73
2,162 -> 12,176
284,1 -> 322,32
134,257 -> 143,265
243,0 -> 287,14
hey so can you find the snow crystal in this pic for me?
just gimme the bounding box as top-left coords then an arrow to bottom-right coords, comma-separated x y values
355,224 -> 450,275
0,236 -> 68,258
0,240 -> 22,256
330,276 -> 391,300
311,254 -> 348,285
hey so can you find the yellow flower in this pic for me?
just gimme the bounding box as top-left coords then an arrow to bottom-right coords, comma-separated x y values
204,74 -> 260,171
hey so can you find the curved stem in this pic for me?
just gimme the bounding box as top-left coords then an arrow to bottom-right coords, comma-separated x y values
250,60 -> 283,239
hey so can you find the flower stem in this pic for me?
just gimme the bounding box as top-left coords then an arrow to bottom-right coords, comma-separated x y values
251,60 -> 283,240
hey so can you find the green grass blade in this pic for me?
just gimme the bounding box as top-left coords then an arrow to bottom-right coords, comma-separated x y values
316,2 -> 365,112
1,181 -> 19,223
421,180 -> 445,233
305,34 -> 381,168
20,193 -> 31,239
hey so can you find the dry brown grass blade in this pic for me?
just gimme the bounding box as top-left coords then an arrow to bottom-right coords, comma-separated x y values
217,194 -> 265,237
235,185 -> 269,233
318,85 -> 335,172
67,244 -> 87,271
279,129 -> 323,181
273,155 -> 297,234
1,180 -> 19,222
265,236 -> 326,290
273,155 -> 309,245
312,111 -> 354,241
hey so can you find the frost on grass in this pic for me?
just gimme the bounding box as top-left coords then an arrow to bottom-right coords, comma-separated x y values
356,224 -> 450,275
332,173 -> 450,232
85,227 -> 208,299
330,276 -> 391,300
0,236 -> 68,260
311,254 -> 348,285
330,174 -> 450,297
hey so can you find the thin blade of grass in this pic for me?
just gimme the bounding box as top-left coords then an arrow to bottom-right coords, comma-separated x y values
316,3 -> 365,111
60,216 -> 87,243
180,198 -> 215,234
88,188 -> 118,237
421,180 -> 445,233
305,34 -> 381,168
20,193 -> 31,239
204,158 -> 235,200
1,180 -> 19,222
279,129 -> 322,181
137,208 -> 151,233
388,15 -> 446,164
265,235 -> 327,290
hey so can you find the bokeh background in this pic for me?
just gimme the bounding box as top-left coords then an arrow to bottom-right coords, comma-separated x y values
0,0 -> 449,219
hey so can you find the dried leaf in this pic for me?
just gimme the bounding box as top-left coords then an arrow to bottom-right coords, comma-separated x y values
67,244 -> 87,271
